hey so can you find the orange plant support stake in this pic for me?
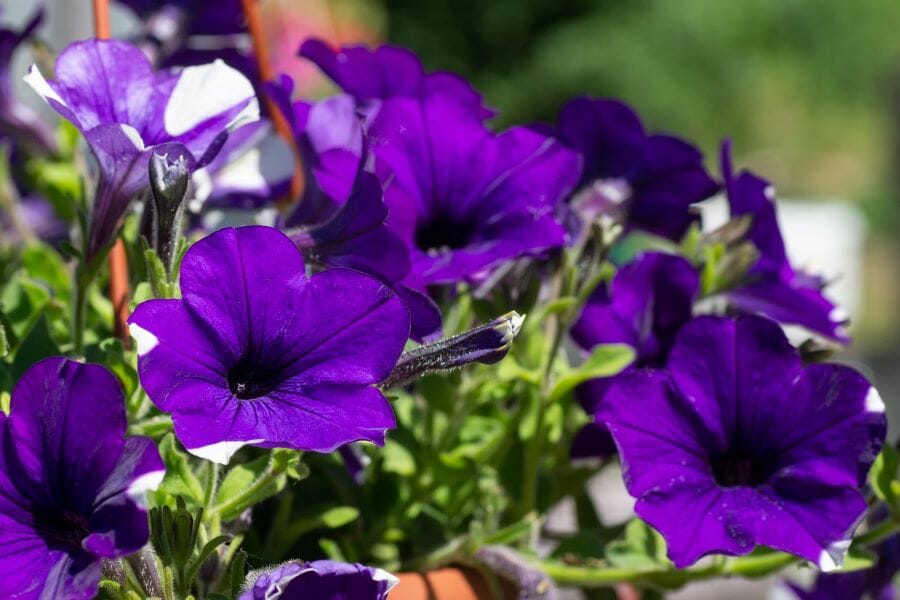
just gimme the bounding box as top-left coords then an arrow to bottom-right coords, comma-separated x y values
239,0 -> 305,202
93,0 -> 131,346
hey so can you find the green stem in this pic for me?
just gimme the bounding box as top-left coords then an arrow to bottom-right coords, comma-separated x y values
119,559 -> 147,599
210,459 -> 286,520
71,265 -> 90,357
202,462 -> 220,508
855,515 -> 900,546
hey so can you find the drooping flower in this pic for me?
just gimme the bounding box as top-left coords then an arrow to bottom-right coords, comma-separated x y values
25,39 -> 258,259
570,252 -> 699,459
599,315 -> 886,568
786,531 -> 900,599
719,141 -> 849,342
0,357 -> 164,599
557,97 -> 718,242
0,9 -> 56,157
128,225 -> 410,464
240,559 -> 397,600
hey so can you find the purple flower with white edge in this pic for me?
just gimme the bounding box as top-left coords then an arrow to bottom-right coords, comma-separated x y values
0,357 -> 164,599
570,251 -> 699,459
367,88 -> 581,285
599,315 -> 886,569
25,39 -> 258,259
720,141 -> 849,343
786,531 -> 900,599
191,119 -> 293,214
240,559 -> 397,600
557,97 -> 718,241
128,225 -> 410,464
0,9 -> 56,157
300,37 -> 493,120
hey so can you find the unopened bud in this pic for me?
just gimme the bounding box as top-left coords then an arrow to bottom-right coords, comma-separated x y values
382,312 -> 525,388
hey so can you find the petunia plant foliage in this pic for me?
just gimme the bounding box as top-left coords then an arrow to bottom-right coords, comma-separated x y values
0,5 -> 896,599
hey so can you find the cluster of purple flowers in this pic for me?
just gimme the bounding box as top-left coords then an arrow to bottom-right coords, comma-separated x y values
0,5 -> 890,599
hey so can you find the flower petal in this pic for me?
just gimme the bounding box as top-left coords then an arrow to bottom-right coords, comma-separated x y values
8,358 -> 127,514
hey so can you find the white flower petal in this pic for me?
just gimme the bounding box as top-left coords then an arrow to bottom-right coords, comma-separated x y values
129,323 -> 159,355
188,438 -> 264,465
126,469 -> 166,508
164,59 -> 258,136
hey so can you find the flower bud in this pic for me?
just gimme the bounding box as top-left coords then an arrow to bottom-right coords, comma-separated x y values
382,311 -> 525,388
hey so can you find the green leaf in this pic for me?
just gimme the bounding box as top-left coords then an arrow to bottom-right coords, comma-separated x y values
1,273 -> 51,343
605,519 -> 668,570
85,338 -> 138,399
870,445 -> 900,511
383,440 -> 416,476
320,506 -> 360,528
214,451 -> 298,521
548,344 -> 635,403
833,546 -> 876,573
440,415 -> 505,467
11,316 -> 60,381
21,243 -> 70,302
319,538 -> 346,561
154,434 -> 205,506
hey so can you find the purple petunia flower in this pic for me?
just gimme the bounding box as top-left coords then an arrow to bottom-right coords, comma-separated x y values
719,141 -> 849,343
300,37 -> 493,120
128,225 -> 410,464
0,9 -> 56,157
599,315 -> 885,569
25,39 -> 258,259
240,559 -> 397,600
366,89 -> 581,285
0,357 -> 164,599
297,39 -> 579,285
570,252 -> 699,459
557,97 -> 718,241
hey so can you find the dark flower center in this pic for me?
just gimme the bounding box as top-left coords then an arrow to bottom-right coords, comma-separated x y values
227,357 -> 283,400
711,452 -> 771,488
35,508 -> 90,551
414,215 -> 473,254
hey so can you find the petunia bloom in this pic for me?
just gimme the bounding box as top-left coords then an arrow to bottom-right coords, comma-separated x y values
240,559 -> 397,600
570,251 -> 699,459
300,37 -> 493,120
0,357 -> 164,599
719,141 -> 849,342
600,315 -> 886,568
557,97 -> 718,241
129,225 -> 410,464
25,39 -> 258,259
297,39 -> 578,285
366,88 -> 581,285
